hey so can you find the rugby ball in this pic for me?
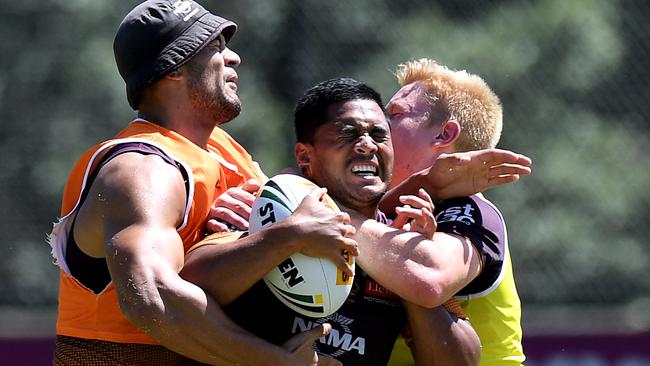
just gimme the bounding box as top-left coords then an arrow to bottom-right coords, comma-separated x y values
249,174 -> 354,318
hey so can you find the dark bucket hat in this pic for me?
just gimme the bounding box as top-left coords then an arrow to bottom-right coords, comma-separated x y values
113,0 -> 237,109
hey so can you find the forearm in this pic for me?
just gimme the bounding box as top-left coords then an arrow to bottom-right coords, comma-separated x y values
122,271 -> 290,365
379,170 -> 432,215
351,215 -> 441,306
381,149 -> 534,215
182,223 -> 300,305
405,301 -> 481,366
350,214 -> 481,308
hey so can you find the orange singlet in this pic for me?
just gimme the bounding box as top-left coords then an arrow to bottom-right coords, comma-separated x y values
49,119 -> 265,345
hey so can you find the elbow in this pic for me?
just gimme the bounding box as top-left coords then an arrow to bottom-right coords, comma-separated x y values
401,261 -> 458,308
117,286 -> 166,334
407,278 -> 449,309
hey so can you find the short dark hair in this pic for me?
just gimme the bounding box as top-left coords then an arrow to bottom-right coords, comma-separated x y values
294,77 -> 384,143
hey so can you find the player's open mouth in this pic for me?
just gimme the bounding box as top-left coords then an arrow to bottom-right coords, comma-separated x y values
351,163 -> 378,177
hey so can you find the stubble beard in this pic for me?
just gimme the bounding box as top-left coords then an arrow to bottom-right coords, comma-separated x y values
187,70 -> 241,125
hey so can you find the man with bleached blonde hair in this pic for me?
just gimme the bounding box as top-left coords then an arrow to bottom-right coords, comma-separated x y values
383,58 -> 525,366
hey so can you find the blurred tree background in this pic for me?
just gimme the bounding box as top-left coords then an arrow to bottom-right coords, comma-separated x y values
0,0 -> 648,339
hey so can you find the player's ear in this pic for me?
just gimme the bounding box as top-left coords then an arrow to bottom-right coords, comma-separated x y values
166,68 -> 183,80
433,119 -> 460,147
295,143 -> 313,175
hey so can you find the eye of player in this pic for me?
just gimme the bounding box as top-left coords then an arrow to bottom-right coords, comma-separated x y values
209,33 -> 227,52
369,125 -> 390,143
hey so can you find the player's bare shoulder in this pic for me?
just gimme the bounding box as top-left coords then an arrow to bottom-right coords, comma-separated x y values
92,152 -> 187,229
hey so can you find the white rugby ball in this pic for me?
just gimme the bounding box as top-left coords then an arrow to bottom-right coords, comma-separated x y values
249,173 -> 354,318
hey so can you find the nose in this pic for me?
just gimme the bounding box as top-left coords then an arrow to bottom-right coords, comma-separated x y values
223,48 -> 241,67
354,133 -> 378,155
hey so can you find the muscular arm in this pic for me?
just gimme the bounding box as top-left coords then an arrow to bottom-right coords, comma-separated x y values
182,229 -> 301,306
380,149 -> 532,215
182,188 -> 358,305
405,302 -> 480,366
90,153 -> 316,365
347,211 -> 482,308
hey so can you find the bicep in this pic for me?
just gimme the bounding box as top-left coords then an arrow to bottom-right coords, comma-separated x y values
95,153 -> 188,289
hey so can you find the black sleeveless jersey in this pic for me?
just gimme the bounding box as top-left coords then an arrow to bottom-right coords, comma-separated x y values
225,266 -> 406,366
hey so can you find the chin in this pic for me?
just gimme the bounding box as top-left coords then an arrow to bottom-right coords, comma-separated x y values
356,188 -> 385,205
213,101 -> 241,125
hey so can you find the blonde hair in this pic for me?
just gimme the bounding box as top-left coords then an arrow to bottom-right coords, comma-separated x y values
395,58 -> 503,151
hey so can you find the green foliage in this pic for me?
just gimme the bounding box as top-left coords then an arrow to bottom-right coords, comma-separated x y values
1,0 -> 648,318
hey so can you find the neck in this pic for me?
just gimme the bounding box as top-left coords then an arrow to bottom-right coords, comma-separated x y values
138,105 -> 215,150
358,205 -> 378,219
137,80 -> 220,150
335,199 -> 378,219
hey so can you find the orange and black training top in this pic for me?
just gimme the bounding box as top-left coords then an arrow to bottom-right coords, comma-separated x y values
48,119 -> 265,345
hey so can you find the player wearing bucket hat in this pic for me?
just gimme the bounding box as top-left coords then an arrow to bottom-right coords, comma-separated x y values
49,1 -> 349,365
114,0 -> 237,109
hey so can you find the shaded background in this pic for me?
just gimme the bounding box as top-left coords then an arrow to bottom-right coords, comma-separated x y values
0,0 -> 649,365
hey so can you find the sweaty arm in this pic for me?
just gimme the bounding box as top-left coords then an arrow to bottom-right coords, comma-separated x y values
88,153 -> 322,365
379,148 -> 532,214
405,301 -> 480,366
347,210 -> 482,308
354,192 -> 506,309
182,188 -> 358,306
